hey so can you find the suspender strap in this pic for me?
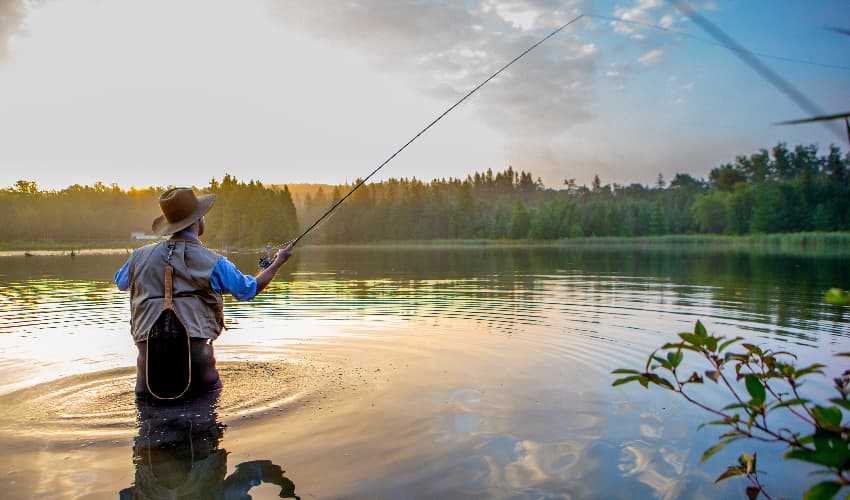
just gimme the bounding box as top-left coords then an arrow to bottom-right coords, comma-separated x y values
164,241 -> 176,310
164,265 -> 174,310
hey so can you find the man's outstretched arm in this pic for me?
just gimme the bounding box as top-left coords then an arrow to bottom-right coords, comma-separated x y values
254,244 -> 294,296
211,244 -> 294,301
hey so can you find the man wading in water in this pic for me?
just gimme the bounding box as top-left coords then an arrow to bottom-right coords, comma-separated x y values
115,187 -> 294,400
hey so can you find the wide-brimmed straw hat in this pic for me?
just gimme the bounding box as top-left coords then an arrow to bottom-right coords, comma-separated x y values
152,188 -> 216,236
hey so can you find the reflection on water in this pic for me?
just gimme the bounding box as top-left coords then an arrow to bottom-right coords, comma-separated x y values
0,246 -> 847,498
120,390 -> 298,499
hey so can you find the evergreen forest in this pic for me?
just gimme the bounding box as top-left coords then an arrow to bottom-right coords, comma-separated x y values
1,143 -> 847,248
296,142 -> 849,242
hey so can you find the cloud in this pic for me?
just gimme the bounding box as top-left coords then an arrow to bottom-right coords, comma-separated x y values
266,0 -> 596,136
658,14 -> 674,28
0,0 -> 28,61
605,62 -> 634,78
638,48 -> 663,65
610,0 -> 661,34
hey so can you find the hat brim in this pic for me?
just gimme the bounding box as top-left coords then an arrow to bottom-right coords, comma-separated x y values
151,194 -> 216,236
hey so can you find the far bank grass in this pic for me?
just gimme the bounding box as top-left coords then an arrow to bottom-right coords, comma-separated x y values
308,232 -> 850,249
0,240 -> 146,252
554,232 -> 850,248
3,232 -> 849,253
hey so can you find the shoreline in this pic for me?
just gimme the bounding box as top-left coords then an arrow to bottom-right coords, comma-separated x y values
2,231 -> 849,256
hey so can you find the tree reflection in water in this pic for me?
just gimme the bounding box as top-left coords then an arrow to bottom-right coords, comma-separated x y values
119,390 -> 298,499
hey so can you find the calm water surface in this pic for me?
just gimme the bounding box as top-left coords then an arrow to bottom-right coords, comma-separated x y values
0,246 -> 847,498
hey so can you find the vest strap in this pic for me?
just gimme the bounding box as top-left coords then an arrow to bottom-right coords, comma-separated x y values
164,265 -> 174,310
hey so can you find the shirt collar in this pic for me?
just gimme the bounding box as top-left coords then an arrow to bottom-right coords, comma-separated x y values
173,229 -> 200,241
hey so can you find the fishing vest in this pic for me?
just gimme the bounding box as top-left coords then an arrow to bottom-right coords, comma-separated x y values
129,235 -> 224,342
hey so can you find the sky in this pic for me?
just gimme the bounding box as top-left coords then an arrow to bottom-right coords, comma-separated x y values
0,0 -> 847,191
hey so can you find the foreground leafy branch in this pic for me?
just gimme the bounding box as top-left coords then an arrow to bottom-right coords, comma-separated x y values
613,320 -> 850,499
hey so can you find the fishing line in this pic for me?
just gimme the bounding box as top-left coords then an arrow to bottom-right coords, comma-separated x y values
283,13 -> 585,250
586,14 -> 850,72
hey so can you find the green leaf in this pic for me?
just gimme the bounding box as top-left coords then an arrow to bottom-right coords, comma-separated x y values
803,480 -> 842,500
785,449 -> 818,465
667,350 -> 683,368
718,337 -> 742,352
828,398 -> 850,411
745,375 -> 766,405
824,288 -> 850,307
797,363 -> 826,377
694,320 -> 707,337
700,439 -> 735,463
812,406 -> 843,432
786,432 -> 850,468
697,419 -> 728,431
798,434 -> 815,446
612,376 -> 640,387
645,373 -> 675,390
645,350 -> 657,372
673,343 -> 702,353
678,333 -> 703,346
772,398 -> 810,409
611,369 -> 641,375
770,350 -> 796,360
714,465 -> 743,483
653,355 -> 671,369
725,352 -> 748,362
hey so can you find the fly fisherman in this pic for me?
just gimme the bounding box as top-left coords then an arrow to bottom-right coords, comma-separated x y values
114,187 -> 294,400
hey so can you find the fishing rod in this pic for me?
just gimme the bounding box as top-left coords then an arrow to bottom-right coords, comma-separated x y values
258,14 -> 585,268
257,3 -> 841,268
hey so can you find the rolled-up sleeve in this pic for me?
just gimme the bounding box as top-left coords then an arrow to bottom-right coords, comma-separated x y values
114,256 -> 132,291
210,257 -> 258,301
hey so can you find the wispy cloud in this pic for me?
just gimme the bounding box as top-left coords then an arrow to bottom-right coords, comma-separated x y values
610,0 -> 662,34
0,0 -> 30,61
605,62 -> 635,78
638,48 -> 664,65
266,0 -> 596,136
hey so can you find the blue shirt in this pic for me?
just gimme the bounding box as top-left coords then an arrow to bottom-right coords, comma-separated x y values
113,231 -> 258,301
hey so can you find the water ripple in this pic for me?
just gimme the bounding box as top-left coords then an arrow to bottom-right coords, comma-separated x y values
0,361 -> 322,445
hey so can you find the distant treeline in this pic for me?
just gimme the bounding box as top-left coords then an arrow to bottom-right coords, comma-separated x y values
2,142 -> 848,247
294,142 -> 849,242
0,175 -> 297,248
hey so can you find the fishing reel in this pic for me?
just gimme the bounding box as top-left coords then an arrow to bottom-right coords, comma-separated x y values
258,244 -> 274,269
258,240 -> 295,269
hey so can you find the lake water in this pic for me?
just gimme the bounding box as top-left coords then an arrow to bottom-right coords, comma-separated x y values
0,245 -> 847,498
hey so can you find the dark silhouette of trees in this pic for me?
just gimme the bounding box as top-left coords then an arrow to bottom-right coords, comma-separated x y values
0,175 -> 298,248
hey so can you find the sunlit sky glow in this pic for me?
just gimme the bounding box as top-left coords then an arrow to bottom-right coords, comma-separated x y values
0,0 -> 847,190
